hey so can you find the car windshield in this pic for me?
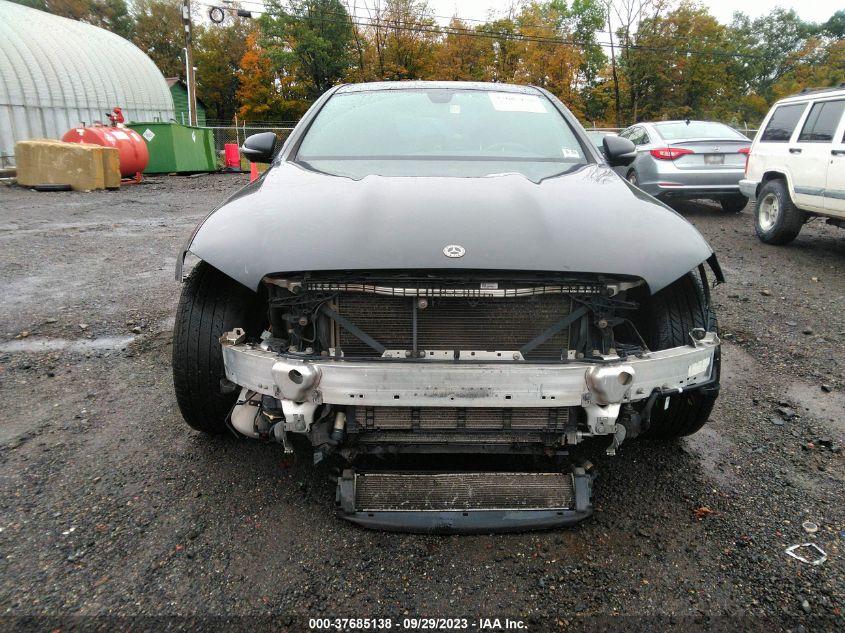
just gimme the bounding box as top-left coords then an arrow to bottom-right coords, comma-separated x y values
654,121 -> 747,140
295,88 -> 590,181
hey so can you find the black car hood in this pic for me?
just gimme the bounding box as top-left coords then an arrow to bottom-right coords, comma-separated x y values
187,162 -> 713,293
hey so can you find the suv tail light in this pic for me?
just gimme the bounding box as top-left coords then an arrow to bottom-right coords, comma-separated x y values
649,147 -> 694,160
738,147 -> 751,175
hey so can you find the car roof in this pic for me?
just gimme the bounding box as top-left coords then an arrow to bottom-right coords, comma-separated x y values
775,85 -> 845,104
640,120 -> 731,126
336,81 -> 544,95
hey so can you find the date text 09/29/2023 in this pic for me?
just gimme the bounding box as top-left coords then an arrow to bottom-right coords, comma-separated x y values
308,617 -> 527,630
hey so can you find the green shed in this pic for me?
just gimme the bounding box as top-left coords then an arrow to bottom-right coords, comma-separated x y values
166,78 -> 207,127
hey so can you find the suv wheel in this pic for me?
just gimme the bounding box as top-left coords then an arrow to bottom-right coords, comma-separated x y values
172,261 -> 267,434
754,179 -> 805,245
643,273 -> 719,439
719,194 -> 747,213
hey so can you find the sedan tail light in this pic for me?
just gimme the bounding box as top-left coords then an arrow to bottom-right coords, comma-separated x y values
649,147 -> 694,160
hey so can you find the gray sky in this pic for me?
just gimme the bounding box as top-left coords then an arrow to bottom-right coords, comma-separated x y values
428,0 -> 841,25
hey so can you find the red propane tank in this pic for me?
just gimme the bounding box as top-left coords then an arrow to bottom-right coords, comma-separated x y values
62,125 -> 149,177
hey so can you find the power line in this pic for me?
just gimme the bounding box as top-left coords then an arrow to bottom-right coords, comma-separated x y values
195,1 -> 770,61
213,0 -> 765,53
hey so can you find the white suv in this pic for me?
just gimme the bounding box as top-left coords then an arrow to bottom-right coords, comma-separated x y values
740,85 -> 845,244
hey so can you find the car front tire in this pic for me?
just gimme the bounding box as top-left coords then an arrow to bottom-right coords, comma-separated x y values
172,261 -> 266,434
643,273 -> 719,439
754,179 -> 805,245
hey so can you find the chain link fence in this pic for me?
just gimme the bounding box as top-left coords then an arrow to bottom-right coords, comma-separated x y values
205,121 -> 295,167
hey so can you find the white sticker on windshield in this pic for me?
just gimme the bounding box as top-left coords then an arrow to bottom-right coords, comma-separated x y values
489,92 -> 547,113
561,148 -> 580,159
450,104 -> 461,114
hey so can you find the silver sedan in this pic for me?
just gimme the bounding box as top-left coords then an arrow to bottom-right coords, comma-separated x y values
613,121 -> 751,212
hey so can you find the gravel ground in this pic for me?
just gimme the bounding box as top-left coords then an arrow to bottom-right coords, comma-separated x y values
0,175 -> 842,631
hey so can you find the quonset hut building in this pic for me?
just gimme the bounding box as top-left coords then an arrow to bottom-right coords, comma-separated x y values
0,1 -> 175,167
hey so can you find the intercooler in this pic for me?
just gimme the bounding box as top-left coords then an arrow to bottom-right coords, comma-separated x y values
349,406 -> 571,431
346,406 -> 577,449
335,293 -> 573,360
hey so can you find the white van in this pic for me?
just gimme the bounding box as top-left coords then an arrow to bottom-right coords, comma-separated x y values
740,85 -> 845,244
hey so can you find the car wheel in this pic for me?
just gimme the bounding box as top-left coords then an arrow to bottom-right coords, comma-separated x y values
754,179 -> 805,245
626,170 -> 639,186
643,273 -> 719,439
172,261 -> 266,434
719,194 -> 747,213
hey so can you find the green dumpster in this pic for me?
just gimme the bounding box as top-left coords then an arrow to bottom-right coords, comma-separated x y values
127,122 -> 217,173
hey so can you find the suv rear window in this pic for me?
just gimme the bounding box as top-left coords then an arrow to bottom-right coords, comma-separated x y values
797,100 -> 845,142
760,103 -> 807,142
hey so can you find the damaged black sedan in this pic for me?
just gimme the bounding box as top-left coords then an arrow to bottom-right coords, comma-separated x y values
173,82 -> 723,533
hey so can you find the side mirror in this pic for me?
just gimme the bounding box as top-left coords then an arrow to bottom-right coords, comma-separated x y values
603,135 -> 637,167
241,132 -> 278,163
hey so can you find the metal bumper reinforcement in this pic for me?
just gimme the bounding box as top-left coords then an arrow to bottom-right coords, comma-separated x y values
219,331 -> 720,437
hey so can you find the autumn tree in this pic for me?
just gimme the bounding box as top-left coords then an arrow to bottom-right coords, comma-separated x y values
131,0 -> 184,78
195,19 -> 252,121
552,0 -> 606,84
622,3 -> 741,121
237,31 -> 310,121
477,17 -> 522,83
602,0 -> 673,124
516,2 -> 588,117
11,0 -> 134,37
429,18 -> 494,81
771,38 -> 845,100
366,0 -> 439,80
727,8 -> 820,108
238,32 -> 282,121
260,0 -> 354,99
18,0 -> 845,129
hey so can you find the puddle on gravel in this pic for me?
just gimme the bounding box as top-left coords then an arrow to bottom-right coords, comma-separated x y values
0,336 -> 135,354
684,427 -> 741,490
787,382 -> 845,435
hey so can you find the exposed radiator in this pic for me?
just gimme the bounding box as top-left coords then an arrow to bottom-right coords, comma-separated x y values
336,293 -> 573,360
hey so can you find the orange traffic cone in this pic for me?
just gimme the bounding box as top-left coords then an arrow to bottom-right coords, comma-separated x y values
249,162 -> 258,182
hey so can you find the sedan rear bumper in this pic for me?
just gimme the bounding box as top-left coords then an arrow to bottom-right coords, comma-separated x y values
639,164 -> 745,198
653,183 -> 742,198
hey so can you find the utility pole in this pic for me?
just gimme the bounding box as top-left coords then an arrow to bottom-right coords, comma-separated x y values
181,0 -> 198,126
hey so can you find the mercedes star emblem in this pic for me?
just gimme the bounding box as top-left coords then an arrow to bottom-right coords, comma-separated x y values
443,244 -> 466,258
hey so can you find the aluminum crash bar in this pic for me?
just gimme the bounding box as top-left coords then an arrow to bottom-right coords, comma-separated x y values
220,332 -> 719,411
